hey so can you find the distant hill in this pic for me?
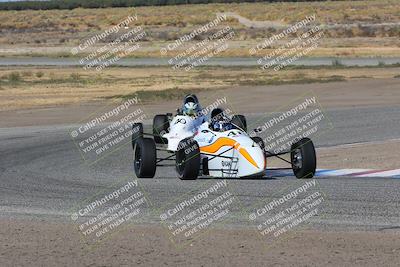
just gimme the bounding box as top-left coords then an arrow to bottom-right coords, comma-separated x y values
0,0 -> 339,11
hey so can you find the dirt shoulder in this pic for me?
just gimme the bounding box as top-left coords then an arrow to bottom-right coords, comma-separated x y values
1,218 -> 399,266
317,139 -> 400,170
0,77 -> 399,128
1,65 -> 399,112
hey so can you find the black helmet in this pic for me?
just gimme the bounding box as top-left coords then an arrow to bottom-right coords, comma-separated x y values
211,108 -> 224,122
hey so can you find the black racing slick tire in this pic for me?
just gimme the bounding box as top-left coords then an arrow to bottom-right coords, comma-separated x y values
153,114 -> 169,144
134,137 -> 157,178
131,123 -> 143,150
291,138 -> 316,179
232,115 -> 247,132
176,138 -> 200,180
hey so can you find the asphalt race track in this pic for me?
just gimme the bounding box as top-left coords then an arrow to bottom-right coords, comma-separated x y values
1,105 -> 400,232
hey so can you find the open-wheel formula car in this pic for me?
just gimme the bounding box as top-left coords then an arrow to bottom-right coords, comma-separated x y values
131,104 -> 316,180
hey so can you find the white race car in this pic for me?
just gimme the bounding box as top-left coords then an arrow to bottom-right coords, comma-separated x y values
131,107 -> 316,180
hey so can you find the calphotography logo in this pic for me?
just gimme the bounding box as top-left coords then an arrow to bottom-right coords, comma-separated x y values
161,14 -> 227,54
70,97 -> 148,164
249,93 -> 333,155
157,180 -> 239,248
249,14 -> 325,71
71,13 -> 147,71
70,178 -> 150,247
73,15 -> 137,52
161,14 -> 235,71
246,179 -> 328,245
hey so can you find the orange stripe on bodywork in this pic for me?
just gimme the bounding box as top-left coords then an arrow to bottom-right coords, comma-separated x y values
200,137 -> 259,168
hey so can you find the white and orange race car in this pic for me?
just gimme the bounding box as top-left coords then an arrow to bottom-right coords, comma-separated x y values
131,108 -> 316,180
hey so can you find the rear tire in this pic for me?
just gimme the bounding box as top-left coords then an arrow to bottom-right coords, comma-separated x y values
134,138 -> 157,178
153,115 -> 169,144
291,138 -> 316,179
232,115 -> 247,132
176,138 -> 200,180
131,123 -> 143,150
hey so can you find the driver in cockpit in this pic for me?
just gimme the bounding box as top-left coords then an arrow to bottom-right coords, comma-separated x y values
209,108 -> 233,132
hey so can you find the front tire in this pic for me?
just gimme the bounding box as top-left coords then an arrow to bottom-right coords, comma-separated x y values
176,138 -> 200,180
134,138 -> 157,178
291,138 -> 316,179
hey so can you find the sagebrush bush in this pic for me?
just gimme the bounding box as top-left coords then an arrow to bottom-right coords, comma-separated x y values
8,72 -> 21,82
36,71 -> 44,78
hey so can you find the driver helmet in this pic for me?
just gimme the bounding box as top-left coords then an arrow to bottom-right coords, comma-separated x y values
210,108 -> 232,131
182,94 -> 200,117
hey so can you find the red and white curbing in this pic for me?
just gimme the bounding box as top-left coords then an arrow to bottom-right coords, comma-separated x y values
265,168 -> 400,178
317,168 -> 400,178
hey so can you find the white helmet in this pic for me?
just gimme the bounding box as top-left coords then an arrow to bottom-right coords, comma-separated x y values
182,94 -> 200,116
183,101 -> 198,116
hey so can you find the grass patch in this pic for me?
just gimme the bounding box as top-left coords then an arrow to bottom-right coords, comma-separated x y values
1,71 -> 106,86
37,75 -> 98,85
109,87 -> 208,102
237,75 -> 345,86
328,75 -> 346,81
0,71 -> 23,85
351,75 -> 371,79
109,75 -> 347,102
0,65 -> 396,111
22,71 -> 32,77
36,71 -> 44,78
284,63 -> 400,70
8,72 -> 22,83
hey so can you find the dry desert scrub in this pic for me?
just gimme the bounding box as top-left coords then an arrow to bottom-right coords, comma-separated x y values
0,65 -> 399,111
0,0 -> 399,57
